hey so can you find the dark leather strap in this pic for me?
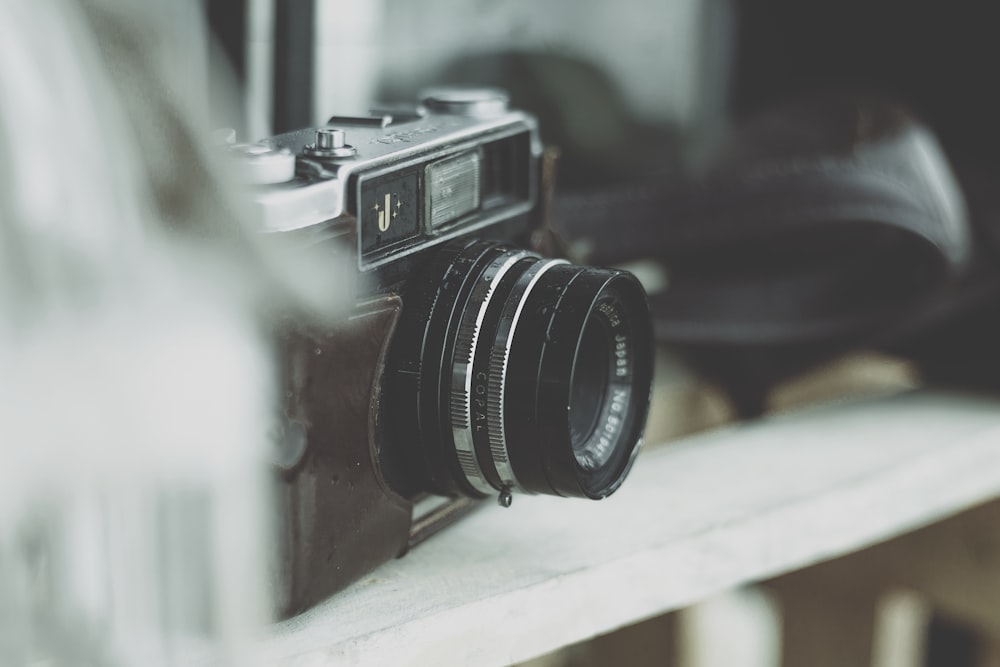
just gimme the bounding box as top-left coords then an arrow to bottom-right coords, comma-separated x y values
552,94 -> 971,348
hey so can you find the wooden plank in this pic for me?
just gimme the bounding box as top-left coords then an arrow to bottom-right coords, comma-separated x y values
263,390 -> 1000,667
767,498 -> 1000,666
774,579 -> 879,667
676,588 -> 780,667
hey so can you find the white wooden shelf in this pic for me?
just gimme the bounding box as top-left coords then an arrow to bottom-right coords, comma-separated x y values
264,389 -> 1000,666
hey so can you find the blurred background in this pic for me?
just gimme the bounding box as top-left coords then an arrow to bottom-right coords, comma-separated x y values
213,0 -> 1000,183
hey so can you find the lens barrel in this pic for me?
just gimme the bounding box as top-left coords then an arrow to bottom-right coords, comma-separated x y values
385,240 -> 653,501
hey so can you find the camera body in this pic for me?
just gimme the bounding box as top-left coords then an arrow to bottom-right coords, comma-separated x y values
236,89 -> 653,617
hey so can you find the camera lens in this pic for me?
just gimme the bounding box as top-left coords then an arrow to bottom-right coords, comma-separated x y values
385,239 -> 653,501
570,321 -> 608,461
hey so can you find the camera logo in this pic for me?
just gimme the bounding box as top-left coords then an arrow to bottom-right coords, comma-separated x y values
373,193 -> 402,232
360,169 -> 419,257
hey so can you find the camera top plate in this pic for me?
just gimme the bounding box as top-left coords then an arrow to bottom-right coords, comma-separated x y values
242,94 -> 541,257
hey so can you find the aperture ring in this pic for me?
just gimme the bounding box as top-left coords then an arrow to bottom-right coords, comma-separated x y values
450,249 -> 530,494
485,258 -> 569,490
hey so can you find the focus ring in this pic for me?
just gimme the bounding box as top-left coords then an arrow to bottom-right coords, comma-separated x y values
449,249 -> 529,494
484,258 -> 568,490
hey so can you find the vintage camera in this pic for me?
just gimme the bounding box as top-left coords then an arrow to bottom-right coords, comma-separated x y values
234,88 -> 654,616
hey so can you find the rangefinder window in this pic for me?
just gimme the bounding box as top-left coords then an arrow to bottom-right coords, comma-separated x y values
425,151 -> 481,230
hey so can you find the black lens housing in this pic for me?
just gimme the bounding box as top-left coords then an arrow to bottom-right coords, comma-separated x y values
384,239 -> 653,501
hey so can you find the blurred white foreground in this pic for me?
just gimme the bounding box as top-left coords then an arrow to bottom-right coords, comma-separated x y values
0,2 -> 331,664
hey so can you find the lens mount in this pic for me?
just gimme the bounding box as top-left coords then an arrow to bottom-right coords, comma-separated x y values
386,239 -> 653,501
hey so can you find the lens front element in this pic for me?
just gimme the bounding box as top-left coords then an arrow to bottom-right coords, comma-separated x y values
387,240 -> 653,501
570,318 -> 610,467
